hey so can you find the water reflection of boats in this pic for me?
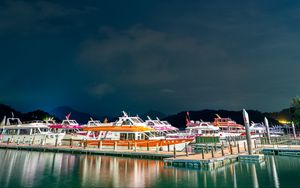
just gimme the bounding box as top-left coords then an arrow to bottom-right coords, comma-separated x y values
79,155 -> 164,187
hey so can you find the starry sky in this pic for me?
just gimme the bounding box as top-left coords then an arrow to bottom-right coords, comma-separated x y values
0,0 -> 300,115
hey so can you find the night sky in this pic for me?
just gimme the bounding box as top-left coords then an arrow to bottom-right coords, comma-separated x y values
1,0 -> 299,115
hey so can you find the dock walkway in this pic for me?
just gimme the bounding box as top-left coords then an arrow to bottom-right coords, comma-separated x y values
164,142 -> 263,170
0,143 -> 187,160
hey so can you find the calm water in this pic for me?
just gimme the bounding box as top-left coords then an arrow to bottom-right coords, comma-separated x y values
0,150 -> 300,187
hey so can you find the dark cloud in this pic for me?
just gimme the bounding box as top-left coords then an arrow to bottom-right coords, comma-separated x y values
1,0 -> 300,115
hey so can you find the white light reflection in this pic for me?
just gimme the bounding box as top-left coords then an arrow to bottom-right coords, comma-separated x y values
250,164 -> 259,188
270,156 -> 280,188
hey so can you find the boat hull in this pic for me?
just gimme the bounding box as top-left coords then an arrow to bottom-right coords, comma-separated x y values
0,134 -> 65,145
84,138 -> 193,151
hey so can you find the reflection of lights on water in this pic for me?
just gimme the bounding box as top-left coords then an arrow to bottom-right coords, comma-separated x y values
3,151 -> 19,187
270,156 -> 280,188
78,156 -> 165,187
232,164 -> 237,188
250,164 -> 259,188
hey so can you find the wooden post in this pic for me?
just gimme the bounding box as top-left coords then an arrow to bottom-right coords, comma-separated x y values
32,136 -> 35,145
114,141 -> 117,151
97,140 -> 100,149
134,142 -> 137,151
84,139 -> 87,149
147,142 -> 149,151
173,144 -> 176,158
7,138 -> 10,145
55,136 -> 58,147
233,136 -> 236,147
237,143 -> 240,153
243,109 -> 253,155
156,143 -> 159,153
221,144 -> 224,156
185,143 -> 189,157
292,122 -> 297,140
211,148 -> 214,158
99,141 -> 102,150
202,149 -> 205,159
229,144 -> 233,155
244,141 -> 247,152
214,142 -> 217,151
254,140 -> 257,148
205,144 -> 208,153
167,143 -> 170,152
70,138 -> 73,148
265,117 -> 271,144
128,142 -> 130,150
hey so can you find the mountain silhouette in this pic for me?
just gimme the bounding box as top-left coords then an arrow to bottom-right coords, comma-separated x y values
0,103 -> 290,128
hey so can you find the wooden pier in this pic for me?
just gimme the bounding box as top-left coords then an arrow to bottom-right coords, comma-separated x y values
261,144 -> 300,157
164,142 -> 263,170
0,143 -> 187,160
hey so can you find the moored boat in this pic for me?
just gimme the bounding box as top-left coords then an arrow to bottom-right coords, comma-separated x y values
212,114 -> 245,138
82,112 -> 193,151
48,113 -> 87,142
0,115 -> 65,145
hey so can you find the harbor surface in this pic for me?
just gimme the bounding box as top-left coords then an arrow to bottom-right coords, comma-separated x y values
0,149 -> 300,187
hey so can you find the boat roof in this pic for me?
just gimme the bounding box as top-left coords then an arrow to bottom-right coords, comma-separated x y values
83,125 -> 154,132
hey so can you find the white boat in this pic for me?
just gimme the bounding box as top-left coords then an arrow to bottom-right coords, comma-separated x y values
0,115 -> 65,145
81,111 -> 193,151
269,125 -> 285,137
186,120 -> 220,137
48,115 -> 88,143
145,116 -> 178,136
249,122 -> 266,138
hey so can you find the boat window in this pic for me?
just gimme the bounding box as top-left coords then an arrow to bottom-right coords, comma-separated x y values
137,117 -> 144,123
128,133 -> 135,140
32,128 -> 40,134
131,118 -> 142,124
120,133 -> 127,140
19,129 -> 31,135
148,122 -> 155,126
70,120 -> 77,124
122,119 -> 133,125
7,129 -> 17,135
39,128 -> 48,132
8,119 -> 20,125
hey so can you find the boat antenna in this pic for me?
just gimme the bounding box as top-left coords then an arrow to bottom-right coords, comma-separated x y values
11,112 -> 14,118
147,116 -> 151,120
156,117 -> 160,121
186,111 -> 190,125
215,114 -> 221,119
65,112 -> 71,120
122,111 -> 128,117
